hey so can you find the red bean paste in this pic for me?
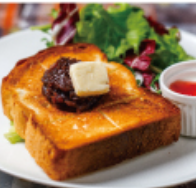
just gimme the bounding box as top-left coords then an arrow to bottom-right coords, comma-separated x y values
42,57 -> 102,112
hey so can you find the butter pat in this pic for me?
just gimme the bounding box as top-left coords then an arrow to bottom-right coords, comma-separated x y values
69,61 -> 110,97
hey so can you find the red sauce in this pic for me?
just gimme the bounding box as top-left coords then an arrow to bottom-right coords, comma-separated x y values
169,80 -> 196,96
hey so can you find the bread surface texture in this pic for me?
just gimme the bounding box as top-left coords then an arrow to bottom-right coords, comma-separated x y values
1,43 -> 181,180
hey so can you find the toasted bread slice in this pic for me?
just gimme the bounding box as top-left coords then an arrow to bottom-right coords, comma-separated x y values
1,43 -> 181,180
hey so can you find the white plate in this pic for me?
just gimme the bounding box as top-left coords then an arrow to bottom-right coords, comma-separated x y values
1,29 -> 196,188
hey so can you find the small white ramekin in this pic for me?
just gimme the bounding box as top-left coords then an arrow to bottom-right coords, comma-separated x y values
160,60 -> 196,137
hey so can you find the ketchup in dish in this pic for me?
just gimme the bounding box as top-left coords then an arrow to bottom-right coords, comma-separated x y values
169,80 -> 196,96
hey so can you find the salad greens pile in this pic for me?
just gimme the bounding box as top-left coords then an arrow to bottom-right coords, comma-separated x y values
32,3 -> 193,92
75,4 -> 154,61
74,4 -> 149,61
73,4 -> 193,90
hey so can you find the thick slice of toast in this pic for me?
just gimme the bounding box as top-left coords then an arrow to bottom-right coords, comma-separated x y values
1,43 -> 181,180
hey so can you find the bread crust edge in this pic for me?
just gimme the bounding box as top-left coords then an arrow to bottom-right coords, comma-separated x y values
25,113 -> 180,180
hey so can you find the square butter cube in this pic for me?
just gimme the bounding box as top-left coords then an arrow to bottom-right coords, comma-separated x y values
69,61 -> 110,97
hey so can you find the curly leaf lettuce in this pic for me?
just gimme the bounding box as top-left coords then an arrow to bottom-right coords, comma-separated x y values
74,4 -> 150,61
124,40 -> 156,71
125,11 -> 150,54
149,28 -> 194,70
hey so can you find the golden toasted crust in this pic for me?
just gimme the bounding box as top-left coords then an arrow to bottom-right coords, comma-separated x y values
1,43 -> 181,180
25,111 -> 180,180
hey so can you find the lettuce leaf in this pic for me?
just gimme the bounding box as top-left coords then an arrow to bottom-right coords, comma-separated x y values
149,28 -> 194,70
4,122 -> 24,144
74,4 -> 150,61
146,16 -> 168,35
125,11 -> 150,54
124,39 -> 156,71
52,4 -> 79,45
